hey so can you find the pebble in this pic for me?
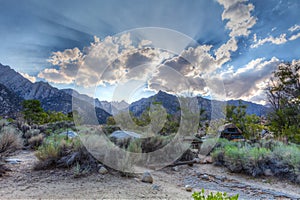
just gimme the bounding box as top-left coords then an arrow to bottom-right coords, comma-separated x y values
98,166 -> 108,174
172,166 -> 179,171
263,169 -> 273,176
201,174 -> 209,181
152,184 -> 161,191
185,185 -> 193,192
141,171 -> 153,184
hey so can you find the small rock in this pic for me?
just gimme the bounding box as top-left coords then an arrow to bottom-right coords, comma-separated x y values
152,184 -> 161,191
141,171 -> 153,184
200,156 -> 213,164
201,174 -> 209,180
185,185 -> 193,192
98,166 -> 108,174
97,164 -> 103,169
193,158 -> 201,163
5,158 -> 21,165
296,175 -> 300,184
263,169 -> 273,176
172,166 -> 179,171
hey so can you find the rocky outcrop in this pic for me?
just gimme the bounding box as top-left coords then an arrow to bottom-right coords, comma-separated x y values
0,83 -> 23,116
129,90 -> 269,118
0,63 -> 111,123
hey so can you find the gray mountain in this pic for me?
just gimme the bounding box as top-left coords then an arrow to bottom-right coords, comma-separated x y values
0,63 -> 111,123
129,90 -> 269,118
61,89 -> 129,114
0,83 -> 23,116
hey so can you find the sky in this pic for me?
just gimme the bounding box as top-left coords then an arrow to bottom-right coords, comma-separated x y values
0,0 -> 299,104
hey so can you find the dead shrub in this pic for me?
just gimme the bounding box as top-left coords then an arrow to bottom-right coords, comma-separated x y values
0,126 -> 23,157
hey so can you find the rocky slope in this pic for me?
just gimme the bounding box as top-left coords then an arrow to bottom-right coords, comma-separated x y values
0,63 -> 111,123
129,90 -> 269,118
0,83 -> 23,116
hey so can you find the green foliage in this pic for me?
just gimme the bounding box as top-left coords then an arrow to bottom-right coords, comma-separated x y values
35,134 -> 81,161
127,139 -> 142,153
244,114 -> 264,139
22,100 -> 47,125
106,116 -> 116,126
272,143 -> 300,174
192,189 -> 239,200
22,99 -> 72,125
225,100 -> 247,132
211,139 -> 300,181
266,62 -> 300,143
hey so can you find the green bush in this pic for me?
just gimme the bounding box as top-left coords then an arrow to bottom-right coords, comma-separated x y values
35,134 -> 81,161
223,146 -> 245,172
272,143 -> 300,174
211,139 -> 300,182
127,139 -> 142,153
192,189 -> 239,200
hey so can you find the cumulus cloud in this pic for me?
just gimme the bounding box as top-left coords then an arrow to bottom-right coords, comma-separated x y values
38,68 -> 74,84
213,57 -> 280,104
20,72 -> 36,83
39,33 -> 172,88
218,0 -> 257,37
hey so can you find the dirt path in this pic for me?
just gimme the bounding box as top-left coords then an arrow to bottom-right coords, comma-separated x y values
0,151 -> 299,199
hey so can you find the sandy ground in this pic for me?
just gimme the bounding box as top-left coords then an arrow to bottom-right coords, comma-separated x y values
0,150 -> 299,199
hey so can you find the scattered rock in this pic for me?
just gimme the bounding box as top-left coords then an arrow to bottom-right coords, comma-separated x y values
152,184 -> 161,191
201,174 -> 209,181
263,169 -> 273,176
185,185 -> 193,192
5,158 -> 21,165
98,166 -> 108,174
172,166 -> 179,171
296,175 -> 300,184
200,156 -> 213,164
141,171 -> 153,184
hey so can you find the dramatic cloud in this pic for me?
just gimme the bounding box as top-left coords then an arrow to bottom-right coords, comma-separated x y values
215,57 -> 280,104
218,0 -> 257,37
20,72 -> 36,83
39,33 -> 172,87
38,47 -> 84,84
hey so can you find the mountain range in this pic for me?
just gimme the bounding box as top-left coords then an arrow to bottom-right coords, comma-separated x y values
0,63 -> 269,123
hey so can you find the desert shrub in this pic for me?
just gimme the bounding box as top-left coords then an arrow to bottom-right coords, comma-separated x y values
28,134 -> 44,149
140,134 -> 174,153
24,129 -> 40,138
0,119 -> 9,128
211,148 -> 225,166
192,189 -> 239,200
272,143 -> 300,175
127,139 -> 142,153
241,147 -> 271,176
35,134 -> 98,171
211,139 -> 300,183
102,125 -> 121,135
0,126 -> 22,157
223,145 -> 245,172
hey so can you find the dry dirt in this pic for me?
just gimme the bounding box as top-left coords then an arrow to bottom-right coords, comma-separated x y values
0,150 -> 299,199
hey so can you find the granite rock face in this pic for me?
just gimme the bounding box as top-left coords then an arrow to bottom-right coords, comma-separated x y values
0,63 -> 111,123
0,83 -> 23,116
